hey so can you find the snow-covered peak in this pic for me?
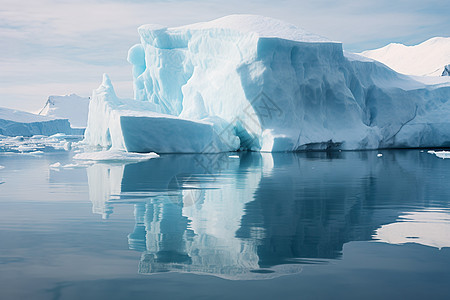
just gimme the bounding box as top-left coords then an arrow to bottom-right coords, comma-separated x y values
360,37 -> 450,76
140,14 -> 333,44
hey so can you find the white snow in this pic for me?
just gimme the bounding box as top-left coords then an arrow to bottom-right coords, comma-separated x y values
374,209 -> 450,249
83,15 -> 450,153
0,106 -> 72,137
39,94 -> 90,128
360,37 -> 450,76
73,149 -> 159,162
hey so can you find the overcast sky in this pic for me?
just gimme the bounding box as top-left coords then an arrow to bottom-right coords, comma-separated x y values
1,0 -> 449,112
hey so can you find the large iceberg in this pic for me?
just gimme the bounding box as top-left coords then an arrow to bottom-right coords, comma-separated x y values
0,107 -> 72,137
84,15 -> 450,153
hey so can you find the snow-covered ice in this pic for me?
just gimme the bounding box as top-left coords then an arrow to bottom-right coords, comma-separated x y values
360,37 -> 450,77
0,107 -> 72,137
39,94 -> 90,129
83,15 -> 450,153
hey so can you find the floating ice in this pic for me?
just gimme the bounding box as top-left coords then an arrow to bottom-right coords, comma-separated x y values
73,150 -> 159,162
84,15 -> 450,153
0,165 -> 4,169
0,134 -> 83,153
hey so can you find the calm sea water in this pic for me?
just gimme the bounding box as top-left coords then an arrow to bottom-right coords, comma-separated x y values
1,149 -> 450,299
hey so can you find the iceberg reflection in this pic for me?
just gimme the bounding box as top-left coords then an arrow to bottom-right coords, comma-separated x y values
374,208 -> 450,249
86,151 -> 450,279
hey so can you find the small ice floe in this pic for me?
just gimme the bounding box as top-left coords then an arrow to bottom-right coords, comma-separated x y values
377,153 -> 383,157
229,155 -> 240,158
73,150 -> 159,162
0,165 -> 5,169
428,150 -> 450,159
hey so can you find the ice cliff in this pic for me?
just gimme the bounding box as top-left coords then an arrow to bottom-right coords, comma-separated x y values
0,107 -> 72,137
84,15 -> 450,153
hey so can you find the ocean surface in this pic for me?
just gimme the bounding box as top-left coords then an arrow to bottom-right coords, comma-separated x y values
1,147 -> 450,299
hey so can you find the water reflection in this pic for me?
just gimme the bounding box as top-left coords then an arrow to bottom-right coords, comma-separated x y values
86,151 -> 450,279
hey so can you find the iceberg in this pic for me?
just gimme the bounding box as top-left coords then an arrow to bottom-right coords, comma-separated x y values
84,15 -> 450,153
0,107 -> 72,137
39,94 -> 90,130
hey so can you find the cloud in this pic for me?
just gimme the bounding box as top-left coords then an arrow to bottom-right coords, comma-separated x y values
0,0 -> 449,111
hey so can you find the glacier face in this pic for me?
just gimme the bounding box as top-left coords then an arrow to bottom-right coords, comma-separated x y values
84,15 -> 450,153
0,107 -> 72,137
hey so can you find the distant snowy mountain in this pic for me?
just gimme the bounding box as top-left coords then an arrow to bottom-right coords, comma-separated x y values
360,37 -> 450,76
0,107 -> 72,136
39,94 -> 90,128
